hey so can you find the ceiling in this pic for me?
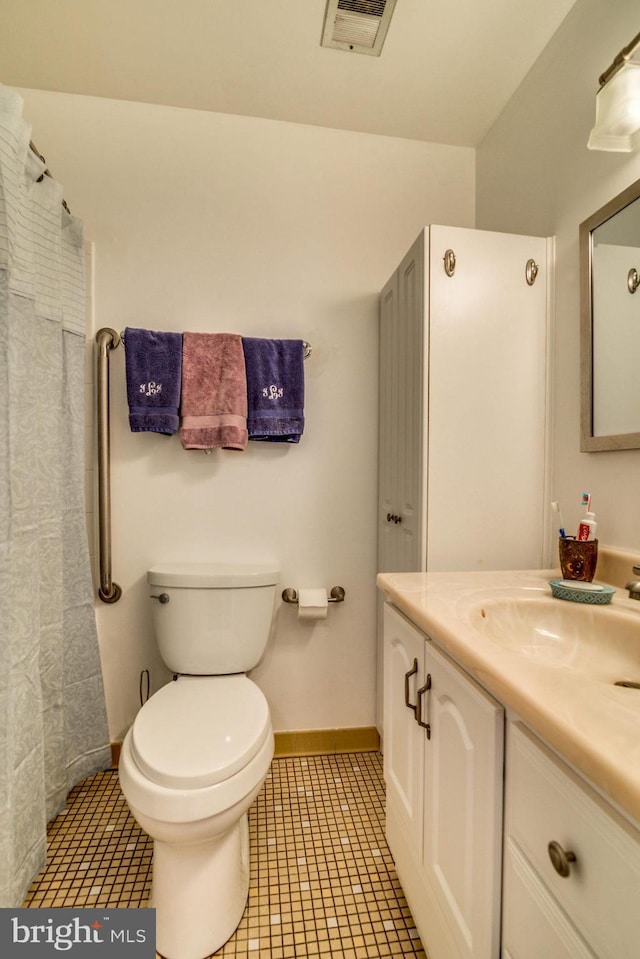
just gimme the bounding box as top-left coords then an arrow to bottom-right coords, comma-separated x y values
1,0 -> 579,147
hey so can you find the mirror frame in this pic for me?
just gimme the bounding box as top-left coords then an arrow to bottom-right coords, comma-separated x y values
580,176 -> 640,451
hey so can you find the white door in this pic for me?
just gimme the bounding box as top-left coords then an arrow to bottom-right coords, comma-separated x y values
397,231 -> 427,571
426,225 -> 548,571
377,235 -> 427,735
378,230 -> 427,573
422,639 -> 504,959
383,604 -> 426,848
378,269 -> 401,572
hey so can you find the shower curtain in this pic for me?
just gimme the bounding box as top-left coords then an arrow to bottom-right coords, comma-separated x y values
0,85 -> 111,906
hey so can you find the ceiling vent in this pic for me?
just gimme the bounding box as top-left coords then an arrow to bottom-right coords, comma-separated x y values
321,0 -> 398,57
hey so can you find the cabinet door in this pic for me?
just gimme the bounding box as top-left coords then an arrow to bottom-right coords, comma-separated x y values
422,640 -> 504,959
383,604 -> 425,848
377,230 -> 426,573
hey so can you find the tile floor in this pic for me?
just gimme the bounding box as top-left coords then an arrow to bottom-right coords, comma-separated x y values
24,751 -> 426,958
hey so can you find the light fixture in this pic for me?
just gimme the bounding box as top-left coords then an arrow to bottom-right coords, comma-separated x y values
588,30 -> 640,152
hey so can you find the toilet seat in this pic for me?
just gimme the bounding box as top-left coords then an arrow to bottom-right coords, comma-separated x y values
130,675 -> 271,790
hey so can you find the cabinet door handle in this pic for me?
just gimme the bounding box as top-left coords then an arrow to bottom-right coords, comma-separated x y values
548,840 -> 577,878
416,673 -> 432,739
404,659 -> 418,714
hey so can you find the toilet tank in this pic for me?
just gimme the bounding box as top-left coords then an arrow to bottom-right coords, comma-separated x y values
147,563 -> 279,675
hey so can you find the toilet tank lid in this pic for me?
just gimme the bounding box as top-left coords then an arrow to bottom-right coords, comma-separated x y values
147,562 -> 280,588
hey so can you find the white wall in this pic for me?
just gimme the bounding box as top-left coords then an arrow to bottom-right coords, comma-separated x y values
18,89 -> 475,740
476,0 -> 640,551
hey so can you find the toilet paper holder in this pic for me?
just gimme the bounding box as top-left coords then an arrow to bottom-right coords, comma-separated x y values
282,586 -> 346,605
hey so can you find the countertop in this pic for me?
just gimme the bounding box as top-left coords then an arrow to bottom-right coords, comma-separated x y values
377,568 -> 640,827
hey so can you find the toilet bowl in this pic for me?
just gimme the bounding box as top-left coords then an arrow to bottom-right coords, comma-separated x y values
118,563 -> 279,959
119,675 -> 274,959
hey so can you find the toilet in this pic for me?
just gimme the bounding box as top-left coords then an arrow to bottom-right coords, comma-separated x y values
118,562 -> 279,959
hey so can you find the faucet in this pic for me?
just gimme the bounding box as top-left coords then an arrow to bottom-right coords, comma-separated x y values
625,565 -> 640,600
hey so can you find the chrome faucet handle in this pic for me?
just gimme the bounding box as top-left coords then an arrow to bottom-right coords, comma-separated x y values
625,570 -> 640,599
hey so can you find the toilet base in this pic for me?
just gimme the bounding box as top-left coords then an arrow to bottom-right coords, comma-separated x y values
152,813 -> 250,959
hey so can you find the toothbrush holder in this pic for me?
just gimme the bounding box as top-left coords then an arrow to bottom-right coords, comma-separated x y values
558,537 -> 598,582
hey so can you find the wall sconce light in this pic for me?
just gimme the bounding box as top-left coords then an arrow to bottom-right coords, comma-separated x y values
588,30 -> 640,152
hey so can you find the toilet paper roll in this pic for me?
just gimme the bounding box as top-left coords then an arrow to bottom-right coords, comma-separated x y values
297,588 -> 328,621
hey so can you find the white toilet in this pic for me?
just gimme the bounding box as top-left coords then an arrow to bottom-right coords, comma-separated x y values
118,562 -> 279,959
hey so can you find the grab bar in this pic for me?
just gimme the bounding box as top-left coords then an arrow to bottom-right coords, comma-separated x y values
96,328 -> 122,603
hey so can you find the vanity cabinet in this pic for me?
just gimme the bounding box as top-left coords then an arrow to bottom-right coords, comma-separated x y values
382,599 -> 640,959
383,603 -> 504,959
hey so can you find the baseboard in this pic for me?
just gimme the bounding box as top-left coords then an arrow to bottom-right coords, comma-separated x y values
273,726 -> 380,757
110,726 -> 380,769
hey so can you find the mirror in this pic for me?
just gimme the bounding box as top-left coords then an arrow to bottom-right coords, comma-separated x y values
580,177 -> 640,451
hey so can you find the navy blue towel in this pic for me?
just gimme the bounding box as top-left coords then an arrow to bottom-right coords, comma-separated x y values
124,327 -> 183,434
242,338 -> 305,443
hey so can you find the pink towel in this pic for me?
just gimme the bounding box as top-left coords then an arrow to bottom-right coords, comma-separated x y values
180,333 -> 248,450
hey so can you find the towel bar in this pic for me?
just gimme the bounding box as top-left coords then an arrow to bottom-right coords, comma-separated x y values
120,332 -> 312,358
96,327 -> 123,603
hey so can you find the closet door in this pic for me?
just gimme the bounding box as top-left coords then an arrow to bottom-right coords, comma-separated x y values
397,231 -> 427,570
426,226 -> 548,571
378,269 -> 401,572
378,230 -> 427,573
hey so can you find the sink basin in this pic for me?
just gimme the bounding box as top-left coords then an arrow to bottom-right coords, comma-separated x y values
469,596 -> 640,680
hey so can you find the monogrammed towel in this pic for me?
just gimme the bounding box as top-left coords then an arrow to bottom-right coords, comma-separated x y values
180,332 -> 248,450
124,327 -> 183,434
241,338 -> 305,443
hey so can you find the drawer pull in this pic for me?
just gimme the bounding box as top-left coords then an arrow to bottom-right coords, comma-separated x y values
548,840 -> 577,877
404,659 -> 418,714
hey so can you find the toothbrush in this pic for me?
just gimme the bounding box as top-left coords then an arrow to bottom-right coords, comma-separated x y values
581,492 -> 591,513
551,501 -> 566,539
